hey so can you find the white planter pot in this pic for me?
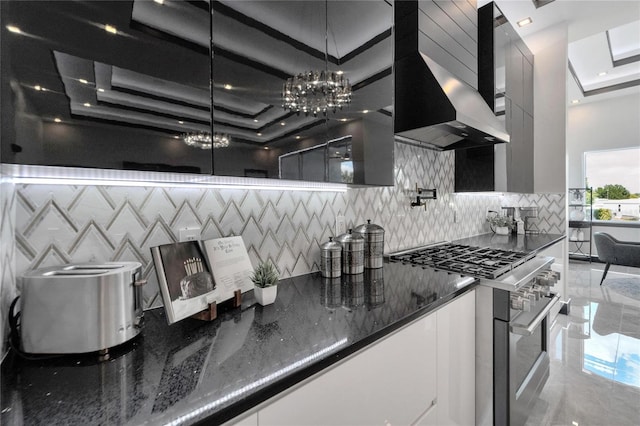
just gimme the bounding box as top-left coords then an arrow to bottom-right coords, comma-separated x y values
495,226 -> 510,235
255,285 -> 278,306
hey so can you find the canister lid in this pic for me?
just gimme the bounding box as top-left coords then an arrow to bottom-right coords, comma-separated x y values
353,219 -> 384,235
335,229 -> 365,248
320,237 -> 342,253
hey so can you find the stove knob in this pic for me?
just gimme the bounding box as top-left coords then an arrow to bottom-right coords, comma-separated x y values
510,295 -> 525,311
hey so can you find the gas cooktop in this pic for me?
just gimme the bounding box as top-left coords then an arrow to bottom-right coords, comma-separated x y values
388,243 -> 536,280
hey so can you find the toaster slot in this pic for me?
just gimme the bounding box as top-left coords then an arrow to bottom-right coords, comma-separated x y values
64,264 -> 123,270
44,270 -> 114,276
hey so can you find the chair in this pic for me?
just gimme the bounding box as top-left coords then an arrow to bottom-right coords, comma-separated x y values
593,232 -> 640,285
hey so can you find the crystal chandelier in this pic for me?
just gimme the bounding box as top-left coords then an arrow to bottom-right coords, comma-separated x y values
282,70 -> 352,116
281,0 -> 352,117
182,132 -> 230,149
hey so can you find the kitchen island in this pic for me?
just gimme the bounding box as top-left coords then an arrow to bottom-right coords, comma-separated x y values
1,233 -> 564,425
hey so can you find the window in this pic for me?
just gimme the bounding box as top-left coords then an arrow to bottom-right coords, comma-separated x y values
584,147 -> 640,220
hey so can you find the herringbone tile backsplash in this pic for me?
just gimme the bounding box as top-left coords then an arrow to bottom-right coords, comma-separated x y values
1,142 -> 565,353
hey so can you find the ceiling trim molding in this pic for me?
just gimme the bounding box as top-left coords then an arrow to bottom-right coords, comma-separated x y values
213,46 -> 290,80
570,59 -> 640,97
130,20 -> 209,56
67,113 -> 182,137
96,100 -> 210,126
212,1 -> 392,66
583,79 -> 640,97
532,0 -> 556,9
186,0 -> 209,12
110,86 -> 210,112
212,0 -> 337,64
606,29 -> 640,68
613,54 -> 640,68
352,67 -> 392,91
339,29 -> 392,64
213,104 -> 275,121
568,59 -> 586,93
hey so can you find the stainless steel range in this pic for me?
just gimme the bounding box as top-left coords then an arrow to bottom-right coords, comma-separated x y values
389,242 -> 560,426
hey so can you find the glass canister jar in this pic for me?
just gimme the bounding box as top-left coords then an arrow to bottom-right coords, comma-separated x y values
320,237 -> 342,278
335,229 -> 364,274
353,219 -> 384,269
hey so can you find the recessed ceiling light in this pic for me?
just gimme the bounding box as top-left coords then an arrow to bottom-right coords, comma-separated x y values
104,24 -> 117,35
154,0 -> 164,4
34,85 -> 42,91
571,99 -> 580,104
295,136 -> 301,139
6,25 -> 21,34
280,122 -> 286,126
97,88 -> 105,92
257,132 -> 262,136
340,118 -> 348,122
517,17 -> 532,27
173,136 -> 180,139
54,118 -> 62,123
363,110 -> 369,114
336,70 -> 344,75
253,119 -> 259,123
224,84 -> 233,90
79,79 -> 88,84
264,146 -> 269,150
83,103 -> 91,107
598,71 -> 607,76
178,120 -> 184,124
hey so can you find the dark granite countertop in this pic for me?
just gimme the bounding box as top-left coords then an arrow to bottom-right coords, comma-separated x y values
1,262 -> 476,426
451,232 -> 565,253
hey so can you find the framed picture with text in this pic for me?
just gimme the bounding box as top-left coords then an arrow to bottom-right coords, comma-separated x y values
151,241 -> 216,324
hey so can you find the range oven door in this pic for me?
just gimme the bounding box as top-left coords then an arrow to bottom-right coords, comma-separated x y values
494,292 -> 560,426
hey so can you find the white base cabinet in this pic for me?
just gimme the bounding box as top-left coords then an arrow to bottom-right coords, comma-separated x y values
436,289 -> 476,426
228,290 -> 475,426
258,312 -> 437,426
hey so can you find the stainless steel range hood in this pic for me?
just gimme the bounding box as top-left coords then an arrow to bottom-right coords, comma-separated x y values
394,53 -> 509,150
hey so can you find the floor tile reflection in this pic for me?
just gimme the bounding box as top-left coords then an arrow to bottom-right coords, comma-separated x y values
526,261 -> 640,426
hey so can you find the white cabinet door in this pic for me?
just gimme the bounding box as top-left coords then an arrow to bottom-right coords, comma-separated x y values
437,290 -> 476,426
412,399 -> 438,426
259,313 -> 437,426
227,412 -> 258,426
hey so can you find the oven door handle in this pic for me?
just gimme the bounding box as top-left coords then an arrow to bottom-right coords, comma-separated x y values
510,294 -> 560,336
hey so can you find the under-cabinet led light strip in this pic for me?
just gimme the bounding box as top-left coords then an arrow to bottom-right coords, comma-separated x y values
164,338 -> 349,426
4,164 -> 348,192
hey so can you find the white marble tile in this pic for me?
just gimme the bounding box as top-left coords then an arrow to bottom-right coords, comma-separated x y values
526,260 -> 640,426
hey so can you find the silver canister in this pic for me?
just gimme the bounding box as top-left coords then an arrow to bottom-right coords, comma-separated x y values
353,219 -> 385,269
320,237 -> 342,278
335,229 -> 365,274
364,268 -> 385,308
342,273 -> 365,309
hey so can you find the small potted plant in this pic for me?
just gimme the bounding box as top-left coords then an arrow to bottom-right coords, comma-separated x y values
251,260 -> 279,306
486,214 -> 514,235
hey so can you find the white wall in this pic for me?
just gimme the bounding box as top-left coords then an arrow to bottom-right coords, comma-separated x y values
532,23 -> 568,194
567,92 -> 640,189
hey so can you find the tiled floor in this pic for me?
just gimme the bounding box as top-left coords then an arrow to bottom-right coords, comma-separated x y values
526,260 -> 640,426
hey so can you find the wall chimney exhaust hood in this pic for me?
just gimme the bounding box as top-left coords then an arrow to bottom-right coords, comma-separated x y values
394,53 -> 510,151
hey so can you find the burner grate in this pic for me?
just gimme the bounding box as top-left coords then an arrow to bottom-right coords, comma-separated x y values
389,243 -> 534,280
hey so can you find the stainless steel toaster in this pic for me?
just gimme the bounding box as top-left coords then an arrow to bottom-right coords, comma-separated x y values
20,262 -> 145,354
